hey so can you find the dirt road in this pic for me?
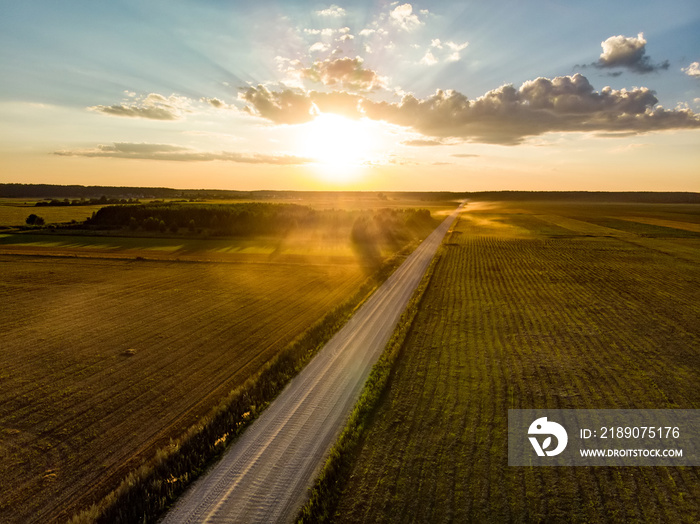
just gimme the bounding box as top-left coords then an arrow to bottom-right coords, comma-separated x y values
161,205 -> 462,523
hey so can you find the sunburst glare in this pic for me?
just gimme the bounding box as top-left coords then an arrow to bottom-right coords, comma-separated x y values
299,113 -> 380,183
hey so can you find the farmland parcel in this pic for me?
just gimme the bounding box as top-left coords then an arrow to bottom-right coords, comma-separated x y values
328,202 -> 700,523
0,255 -> 369,522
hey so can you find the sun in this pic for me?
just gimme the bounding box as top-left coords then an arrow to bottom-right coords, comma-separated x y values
299,113 -> 374,182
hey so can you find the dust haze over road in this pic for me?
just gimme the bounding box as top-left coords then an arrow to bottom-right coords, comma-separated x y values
161,204 -> 462,524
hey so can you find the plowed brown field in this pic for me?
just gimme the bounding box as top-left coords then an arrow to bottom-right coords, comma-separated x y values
0,254 -> 364,523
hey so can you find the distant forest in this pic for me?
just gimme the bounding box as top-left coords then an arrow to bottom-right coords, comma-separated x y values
467,191 -> 700,203
87,202 -> 437,243
2,183 -> 699,203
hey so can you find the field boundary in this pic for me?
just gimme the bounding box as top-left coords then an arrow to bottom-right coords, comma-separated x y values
295,242 -> 447,523
65,250 -> 410,524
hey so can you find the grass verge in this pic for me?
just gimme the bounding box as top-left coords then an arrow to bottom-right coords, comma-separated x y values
295,246 -> 444,523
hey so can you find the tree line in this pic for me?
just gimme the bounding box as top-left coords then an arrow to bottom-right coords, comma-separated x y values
86,202 -> 436,240
35,197 -> 141,207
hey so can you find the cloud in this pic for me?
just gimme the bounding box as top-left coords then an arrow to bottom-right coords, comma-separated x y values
446,41 -> 468,52
316,5 -> 346,17
240,74 -> 700,145
421,39 -> 468,65
420,51 -> 438,66
362,74 -> 700,144
593,33 -> 669,74
240,85 -> 363,124
200,97 -> 237,110
682,61 -> 700,77
402,138 -> 447,146
309,42 -> 330,53
201,97 -> 225,108
451,153 -> 479,158
304,28 -> 336,36
445,41 -> 469,62
239,85 -> 316,124
390,4 -> 423,31
298,57 -> 385,91
53,142 -> 312,164
88,93 -> 192,120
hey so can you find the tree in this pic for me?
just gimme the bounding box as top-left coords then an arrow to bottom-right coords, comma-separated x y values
143,216 -> 159,231
26,214 -> 45,226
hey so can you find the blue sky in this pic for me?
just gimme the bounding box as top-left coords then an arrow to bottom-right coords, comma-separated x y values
1,1 -> 699,190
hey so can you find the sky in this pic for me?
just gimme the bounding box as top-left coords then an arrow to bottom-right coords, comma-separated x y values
1,1 -> 699,191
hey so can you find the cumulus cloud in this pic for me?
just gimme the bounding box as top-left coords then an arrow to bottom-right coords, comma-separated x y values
420,51 -> 438,66
200,97 -> 237,110
241,74 -> 700,145
240,85 -> 364,123
362,74 -> 699,143
239,85 -> 316,124
421,39 -> 468,64
682,61 -> 700,77
304,28 -> 335,36
316,5 -> 345,17
309,42 -> 330,53
88,93 -> 192,120
53,142 -> 311,164
201,97 -> 225,108
390,4 -> 423,31
298,57 -> 385,91
593,33 -> 669,74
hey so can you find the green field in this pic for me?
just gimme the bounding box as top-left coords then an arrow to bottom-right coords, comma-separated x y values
330,202 -> 700,522
0,199 -> 105,227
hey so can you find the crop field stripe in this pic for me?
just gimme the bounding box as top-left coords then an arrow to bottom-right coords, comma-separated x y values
574,216 -> 700,238
612,216 -> 700,233
535,211 -> 700,264
1,262 -> 359,406
17,271 -> 350,409
535,214 -> 632,237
